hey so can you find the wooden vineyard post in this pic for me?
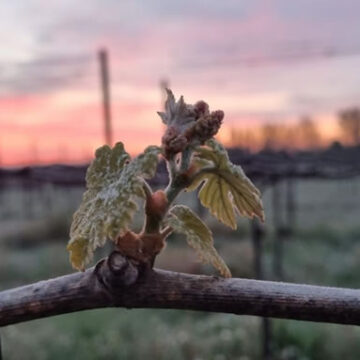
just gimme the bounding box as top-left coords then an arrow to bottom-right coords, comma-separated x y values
98,49 -> 113,147
251,219 -> 273,360
286,175 -> 296,232
272,174 -> 297,283
272,178 -> 285,281
22,178 -> 35,220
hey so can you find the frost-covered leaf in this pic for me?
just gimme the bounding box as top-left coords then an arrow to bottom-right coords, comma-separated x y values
188,139 -> 264,229
166,205 -> 231,278
67,142 -> 161,270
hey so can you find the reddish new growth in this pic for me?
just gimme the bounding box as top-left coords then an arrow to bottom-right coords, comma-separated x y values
162,127 -> 188,160
159,90 -> 224,160
185,109 -> 224,145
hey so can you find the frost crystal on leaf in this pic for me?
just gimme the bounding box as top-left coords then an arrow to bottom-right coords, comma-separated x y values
165,205 -> 231,278
67,142 -> 161,270
188,139 -> 265,229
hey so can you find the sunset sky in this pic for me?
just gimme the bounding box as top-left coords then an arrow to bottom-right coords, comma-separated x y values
1,0 -> 360,165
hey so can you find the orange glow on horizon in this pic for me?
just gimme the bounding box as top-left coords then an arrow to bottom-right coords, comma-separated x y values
0,89 -> 346,167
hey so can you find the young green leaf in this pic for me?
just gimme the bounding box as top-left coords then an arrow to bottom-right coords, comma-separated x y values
165,205 -> 231,278
188,139 -> 264,229
67,142 -> 161,270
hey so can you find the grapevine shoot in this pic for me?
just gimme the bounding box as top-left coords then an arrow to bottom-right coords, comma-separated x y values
67,89 -> 265,277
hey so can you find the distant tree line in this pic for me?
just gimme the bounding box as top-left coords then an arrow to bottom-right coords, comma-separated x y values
229,107 -> 360,150
338,108 -> 360,146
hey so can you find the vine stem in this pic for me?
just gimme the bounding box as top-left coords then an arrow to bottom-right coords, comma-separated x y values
141,178 -> 153,198
142,146 -> 211,261
143,150 -> 189,235
1,252 -> 360,327
160,226 -> 173,239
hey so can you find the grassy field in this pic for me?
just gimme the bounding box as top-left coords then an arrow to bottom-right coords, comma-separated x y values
0,178 -> 360,359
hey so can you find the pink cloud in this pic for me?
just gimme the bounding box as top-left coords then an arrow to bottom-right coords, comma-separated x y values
0,89 -> 165,165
